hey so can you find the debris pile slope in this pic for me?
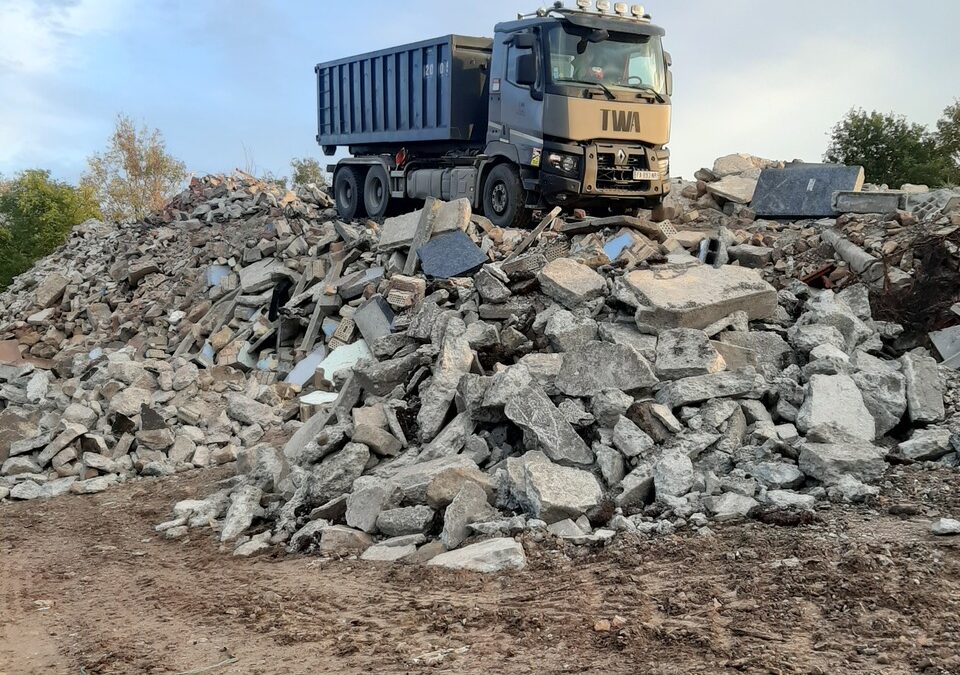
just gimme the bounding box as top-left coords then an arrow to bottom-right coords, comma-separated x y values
145,165 -> 956,570
0,174 -> 335,498
2,156 -> 957,573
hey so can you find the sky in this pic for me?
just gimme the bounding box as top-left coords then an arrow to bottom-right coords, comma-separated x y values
1,0 -> 958,184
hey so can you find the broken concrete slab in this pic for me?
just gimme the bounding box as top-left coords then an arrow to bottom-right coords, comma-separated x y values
519,453 -> 603,524
555,341 -> 658,396
900,353 -> 945,424
426,538 -> 526,573
440,482 -> 499,549
537,258 -> 606,309
796,374 -> 875,441
798,429 -> 887,486
833,190 -> 903,214
706,175 -> 757,205
655,328 -> 726,379
898,428 -> 953,461
353,295 -> 394,345
655,368 -> 762,409
627,264 -> 777,333
504,387 -> 593,466
752,164 -> 865,218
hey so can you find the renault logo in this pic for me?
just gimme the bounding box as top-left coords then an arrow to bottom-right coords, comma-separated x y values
616,149 -> 627,165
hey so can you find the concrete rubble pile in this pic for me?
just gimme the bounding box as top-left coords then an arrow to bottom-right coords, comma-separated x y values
134,169 -> 955,572
0,174 -> 338,500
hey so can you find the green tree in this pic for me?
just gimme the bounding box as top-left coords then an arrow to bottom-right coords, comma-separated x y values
0,170 -> 101,288
937,99 -> 960,184
82,113 -> 187,222
825,108 -> 950,187
290,157 -> 327,187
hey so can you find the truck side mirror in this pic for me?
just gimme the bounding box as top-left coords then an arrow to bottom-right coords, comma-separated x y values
516,53 -> 537,86
665,70 -> 673,97
664,50 -> 672,67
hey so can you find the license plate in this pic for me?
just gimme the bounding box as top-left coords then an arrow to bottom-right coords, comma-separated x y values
633,170 -> 660,180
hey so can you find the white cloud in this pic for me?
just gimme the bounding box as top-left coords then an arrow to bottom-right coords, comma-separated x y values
670,36 -> 899,177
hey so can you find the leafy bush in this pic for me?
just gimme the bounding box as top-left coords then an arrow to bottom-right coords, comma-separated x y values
0,170 -> 102,288
82,114 -> 187,222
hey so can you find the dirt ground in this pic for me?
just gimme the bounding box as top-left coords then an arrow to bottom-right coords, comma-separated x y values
2,465 -> 959,675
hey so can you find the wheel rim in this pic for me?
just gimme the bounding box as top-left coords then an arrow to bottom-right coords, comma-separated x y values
373,179 -> 384,206
491,182 -> 508,215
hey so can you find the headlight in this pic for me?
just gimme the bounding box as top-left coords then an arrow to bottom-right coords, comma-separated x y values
547,152 -> 580,175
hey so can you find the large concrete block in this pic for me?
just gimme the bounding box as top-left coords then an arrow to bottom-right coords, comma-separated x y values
626,264 -> 777,332
833,191 -> 904,214
752,164 -> 865,218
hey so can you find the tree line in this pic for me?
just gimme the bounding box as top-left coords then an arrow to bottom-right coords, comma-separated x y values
0,114 -> 327,288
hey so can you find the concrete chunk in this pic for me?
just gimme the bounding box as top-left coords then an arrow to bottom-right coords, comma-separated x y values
655,328 -> 726,379
537,258 -> 605,309
505,387 -> 593,466
555,341 -> 658,396
627,265 -> 777,332
900,353 -> 945,424
796,374 -> 875,441
521,455 -> 603,523
655,368 -> 761,409
427,538 -> 526,573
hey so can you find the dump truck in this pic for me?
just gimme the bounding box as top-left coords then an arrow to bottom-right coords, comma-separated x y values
316,1 -> 673,227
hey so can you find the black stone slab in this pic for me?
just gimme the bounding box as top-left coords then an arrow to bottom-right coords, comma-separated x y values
416,231 -> 487,279
752,163 -> 865,218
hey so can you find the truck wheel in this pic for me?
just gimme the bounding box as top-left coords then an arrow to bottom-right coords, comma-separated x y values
483,164 -> 530,228
334,167 -> 365,220
363,165 -> 390,219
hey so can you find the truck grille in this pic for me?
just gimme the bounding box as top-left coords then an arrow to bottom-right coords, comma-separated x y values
596,152 -> 650,192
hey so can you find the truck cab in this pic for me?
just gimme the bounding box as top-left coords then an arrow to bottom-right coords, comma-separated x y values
318,1 -> 672,227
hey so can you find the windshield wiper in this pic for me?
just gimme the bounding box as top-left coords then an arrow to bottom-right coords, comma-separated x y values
627,85 -> 665,103
560,78 -> 615,101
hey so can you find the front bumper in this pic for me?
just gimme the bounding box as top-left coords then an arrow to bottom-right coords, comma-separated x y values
539,142 -> 670,206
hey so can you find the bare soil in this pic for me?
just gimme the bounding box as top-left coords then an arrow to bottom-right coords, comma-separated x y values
2,465 -> 959,675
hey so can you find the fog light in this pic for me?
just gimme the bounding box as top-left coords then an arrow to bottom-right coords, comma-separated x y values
630,4 -> 644,16
614,2 -> 627,14
596,0 -> 610,11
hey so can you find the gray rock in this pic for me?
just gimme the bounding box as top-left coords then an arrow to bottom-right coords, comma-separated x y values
745,461 -> 804,489
612,416 -> 654,457
520,453 -> 603,523
376,505 -> 436,537
1,456 -> 41,476
504,387 -> 592,466
598,322 -> 658,361
591,389 -> 634,428
796,374 -> 875,441
555,341 -> 658,396
360,543 -> 417,562
852,370 -> 906,437
319,525 -> 373,554
826,474 -> 879,503
425,465 -> 496,508
799,431 -> 886,486
440,482 -> 499,549
544,310 -> 598,352
350,424 -> 402,457
427,537 -> 526,572
386,455 -> 478,504
655,328 -> 726,379
898,428 -> 953,461
305,442 -> 371,506
595,445 -> 625,487
765,490 -> 816,510
474,268 -> 512,304
718,331 -> 792,369
220,485 -> 264,541
537,258 -> 605,309
930,518 -> 960,536
614,463 -> 654,508
704,492 -> 758,521
787,323 -> 847,355
34,272 -> 69,308
288,520 -> 329,552
345,484 -> 393,533
653,452 -> 695,497
655,368 -> 762,409
901,353 -> 945,424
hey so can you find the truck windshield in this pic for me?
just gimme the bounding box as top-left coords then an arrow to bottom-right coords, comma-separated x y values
546,25 -> 665,95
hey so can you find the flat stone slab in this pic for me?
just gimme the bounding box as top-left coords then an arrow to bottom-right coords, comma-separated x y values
797,374 -> 875,441
655,368 -> 762,409
706,175 -> 757,204
555,341 -> 658,396
505,387 -> 593,466
752,164 -> 865,218
417,231 -> 487,279
426,538 -> 526,573
538,258 -> 606,309
833,191 -> 904,214
378,209 -> 422,251
626,264 -> 777,332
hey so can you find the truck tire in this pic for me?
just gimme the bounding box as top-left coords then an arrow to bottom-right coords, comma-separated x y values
362,165 -> 390,219
334,166 -> 365,220
482,164 -> 530,228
